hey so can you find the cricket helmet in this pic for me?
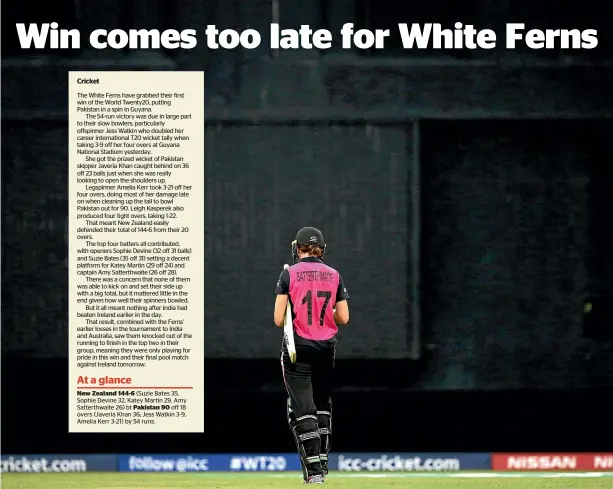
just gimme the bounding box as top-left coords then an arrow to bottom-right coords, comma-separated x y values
291,227 -> 326,262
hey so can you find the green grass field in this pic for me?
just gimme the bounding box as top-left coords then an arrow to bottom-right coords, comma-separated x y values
2,472 -> 613,489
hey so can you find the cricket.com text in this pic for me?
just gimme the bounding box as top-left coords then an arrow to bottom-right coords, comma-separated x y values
337,454 -> 461,471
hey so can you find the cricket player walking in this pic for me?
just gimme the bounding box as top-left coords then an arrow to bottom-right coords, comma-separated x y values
274,227 -> 350,484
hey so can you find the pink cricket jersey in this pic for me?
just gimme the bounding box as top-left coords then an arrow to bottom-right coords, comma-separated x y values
288,261 -> 340,341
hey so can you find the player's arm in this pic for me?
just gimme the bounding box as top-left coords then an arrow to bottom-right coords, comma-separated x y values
334,274 -> 350,325
334,300 -> 349,325
274,294 -> 289,327
273,268 -> 291,327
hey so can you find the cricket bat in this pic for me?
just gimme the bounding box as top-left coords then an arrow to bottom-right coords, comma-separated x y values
283,264 -> 297,363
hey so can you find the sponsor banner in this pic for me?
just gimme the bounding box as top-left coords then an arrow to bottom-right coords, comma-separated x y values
330,453 -> 491,472
492,453 -> 613,471
118,454 -> 301,472
0,454 -> 116,473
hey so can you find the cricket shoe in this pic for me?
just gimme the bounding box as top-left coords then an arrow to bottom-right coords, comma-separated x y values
304,474 -> 324,484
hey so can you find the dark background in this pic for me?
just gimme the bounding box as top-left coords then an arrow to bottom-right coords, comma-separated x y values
2,0 -> 612,455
